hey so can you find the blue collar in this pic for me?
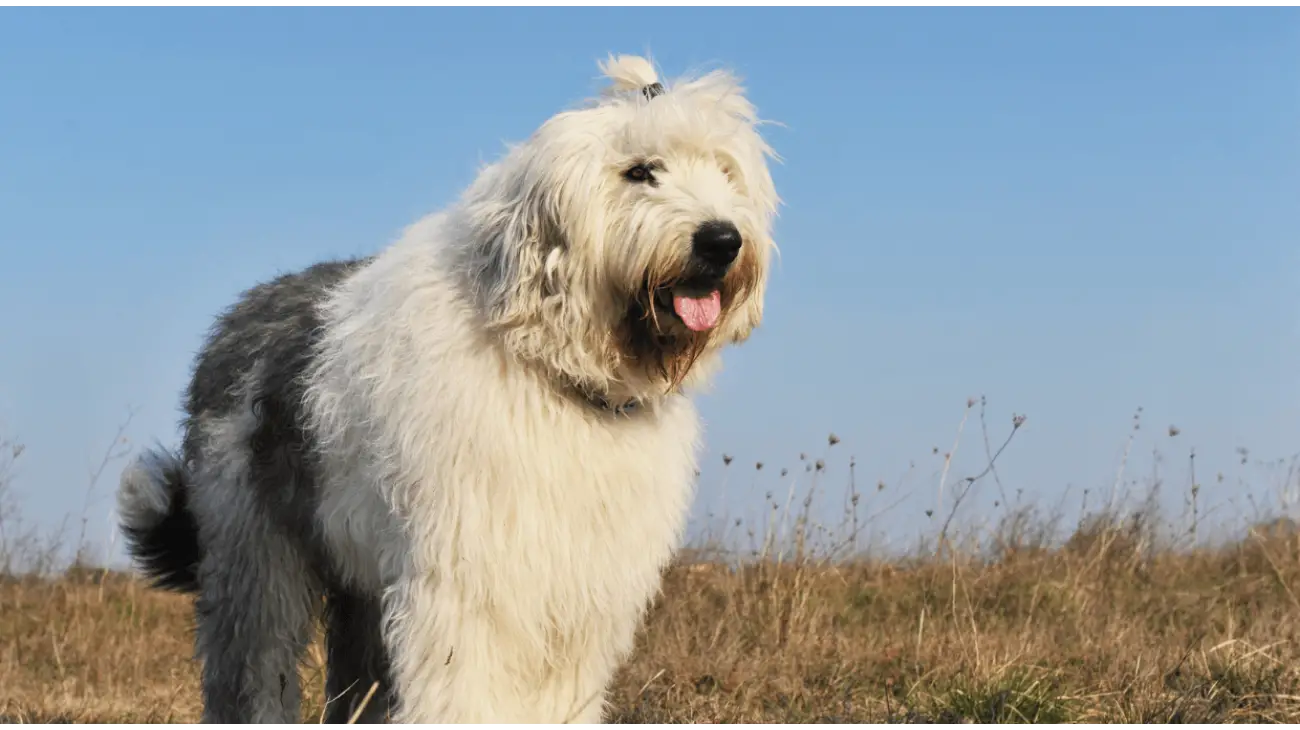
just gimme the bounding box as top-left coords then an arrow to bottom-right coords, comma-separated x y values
587,392 -> 641,416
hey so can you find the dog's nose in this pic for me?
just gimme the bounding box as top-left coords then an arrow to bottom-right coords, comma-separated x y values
692,221 -> 743,270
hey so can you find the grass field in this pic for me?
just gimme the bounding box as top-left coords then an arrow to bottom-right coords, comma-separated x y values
2,418 -> 1299,723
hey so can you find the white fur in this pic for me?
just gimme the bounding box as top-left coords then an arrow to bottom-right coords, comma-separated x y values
305,55 -> 779,723
116,447 -> 178,529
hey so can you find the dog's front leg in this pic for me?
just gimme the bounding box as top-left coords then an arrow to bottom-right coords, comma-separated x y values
383,570 -> 607,724
381,571 -> 513,723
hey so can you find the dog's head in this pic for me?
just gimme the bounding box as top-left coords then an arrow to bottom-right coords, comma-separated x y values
459,54 -> 780,404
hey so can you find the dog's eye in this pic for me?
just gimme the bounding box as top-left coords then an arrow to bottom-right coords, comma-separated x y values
623,164 -> 656,184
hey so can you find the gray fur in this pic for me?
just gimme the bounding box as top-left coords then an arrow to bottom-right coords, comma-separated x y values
119,258 -> 393,723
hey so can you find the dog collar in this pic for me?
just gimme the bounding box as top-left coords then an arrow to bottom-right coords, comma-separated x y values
572,384 -> 641,416
586,392 -> 641,416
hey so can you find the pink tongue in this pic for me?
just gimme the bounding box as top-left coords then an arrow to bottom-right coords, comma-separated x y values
672,290 -> 722,332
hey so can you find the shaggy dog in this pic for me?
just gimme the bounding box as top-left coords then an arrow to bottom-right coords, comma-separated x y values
117,54 -> 779,723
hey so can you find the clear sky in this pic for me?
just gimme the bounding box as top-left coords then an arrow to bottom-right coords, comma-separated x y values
1,8 -> 1297,562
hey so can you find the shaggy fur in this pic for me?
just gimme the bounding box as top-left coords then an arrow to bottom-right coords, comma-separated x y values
117,54 -> 779,723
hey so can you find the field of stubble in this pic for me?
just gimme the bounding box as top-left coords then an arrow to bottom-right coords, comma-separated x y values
3,412 -> 1299,723
3,520 -> 1299,723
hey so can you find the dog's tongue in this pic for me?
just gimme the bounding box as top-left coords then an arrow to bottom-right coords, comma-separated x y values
672,290 -> 722,332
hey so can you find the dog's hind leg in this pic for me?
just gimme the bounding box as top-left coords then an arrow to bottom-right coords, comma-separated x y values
321,587 -> 393,723
191,517 -> 318,723
187,429 -> 320,724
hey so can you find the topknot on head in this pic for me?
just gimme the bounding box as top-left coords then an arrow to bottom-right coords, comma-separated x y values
599,54 -> 662,98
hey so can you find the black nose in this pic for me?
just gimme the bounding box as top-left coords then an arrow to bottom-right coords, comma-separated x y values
691,220 -> 743,270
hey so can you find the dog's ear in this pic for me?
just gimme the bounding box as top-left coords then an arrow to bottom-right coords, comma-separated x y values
477,190 -> 560,323
731,142 -> 779,347
721,234 -> 769,346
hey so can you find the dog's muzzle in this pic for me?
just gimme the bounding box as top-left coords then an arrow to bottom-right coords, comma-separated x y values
690,220 -> 743,277
644,220 -> 743,334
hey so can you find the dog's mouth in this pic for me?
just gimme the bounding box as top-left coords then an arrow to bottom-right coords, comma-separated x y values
650,282 -> 723,332
625,274 -> 732,389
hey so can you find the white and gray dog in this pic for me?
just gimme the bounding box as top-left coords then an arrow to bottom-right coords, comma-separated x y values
117,54 -> 779,723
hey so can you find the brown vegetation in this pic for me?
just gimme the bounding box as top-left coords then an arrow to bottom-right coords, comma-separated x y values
2,518 -> 1299,723
2,407 -> 1298,723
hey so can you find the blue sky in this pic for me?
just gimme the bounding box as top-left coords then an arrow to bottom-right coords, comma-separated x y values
1,8 -> 1297,560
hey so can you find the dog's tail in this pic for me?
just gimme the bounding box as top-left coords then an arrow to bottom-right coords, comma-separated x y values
117,447 -> 202,593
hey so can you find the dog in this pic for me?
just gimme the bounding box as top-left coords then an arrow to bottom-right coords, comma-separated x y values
117,54 -> 779,723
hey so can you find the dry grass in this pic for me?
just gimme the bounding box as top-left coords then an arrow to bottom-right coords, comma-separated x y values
608,520 -> 1300,723
2,405 -> 1298,723
2,520 -> 1299,723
